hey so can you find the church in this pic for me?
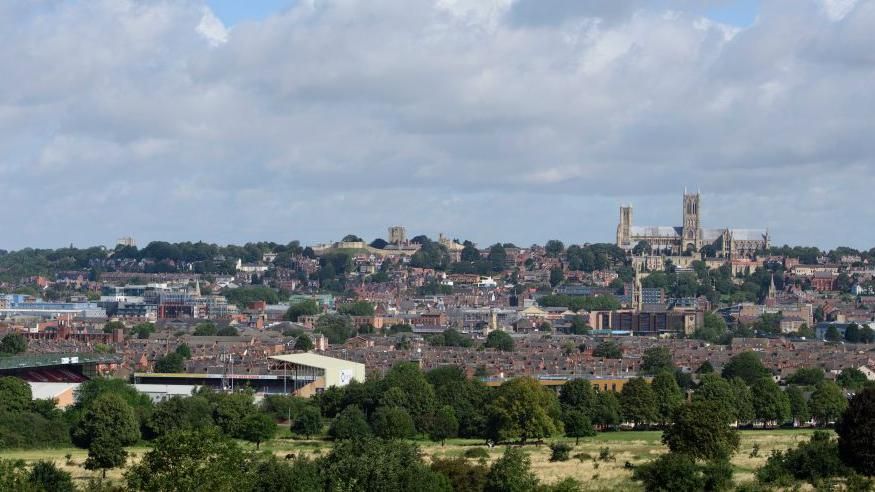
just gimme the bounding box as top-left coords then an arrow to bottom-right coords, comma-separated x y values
616,192 -> 769,259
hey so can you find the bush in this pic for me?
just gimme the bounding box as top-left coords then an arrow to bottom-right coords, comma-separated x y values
463,447 -> 490,459
756,431 -> 848,486
573,452 -> 592,462
599,447 -> 615,462
431,457 -> 488,492
549,442 -> 572,462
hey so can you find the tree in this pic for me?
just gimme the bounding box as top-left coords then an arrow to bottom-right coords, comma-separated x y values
721,351 -> 770,385
338,300 -> 375,317
213,391 -> 258,437
634,453 -> 732,492
663,400 -> 740,461
0,376 -> 32,413
321,438 -> 452,492
370,238 -> 389,249
837,367 -> 869,391
558,379 -> 598,417
484,330 -> 514,352
486,377 -> 562,444
85,434 -> 127,478
28,460 -> 75,492
315,314 -> 355,344
484,447 -> 539,492
693,374 -> 736,421
382,362 -> 438,432
216,326 -> 238,336
837,387 -> 875,476
549,267 -> 564,287
0,333 -> 27,355
103,320 -> 126,334
239,413 -> 276,449
568,315 -> 590,335
620,377 -> 657,427
428,405 -> 459,445
592,390 -> 621,430
154,352 -> 185,373
592,340 -> 623,359
750,377 -> 791,427
786,385 -> 810,426
294,334 -> 314,351
132,322 -> 156,339
641,347 -> 674,375
72,393 -> 140,449
825,325 -> 842,342
371,406 -> 416,440
695,312 -> 727,343
758,431 -> 849,486
544,240 -> 564,257
786,367 -> 825,387
632,240 -> 652,256
126,428 -> 256,491
652,371 -> 683,426
175,343 -> 192,359
329,406 -> 372,440
285,300 -> 320,322
253,455 -> 323,492
562,409 -> 595,444
193,322 -> 218,336
729,377 -> 755,424
808,380 -> 847,426
431,457 -> 488,492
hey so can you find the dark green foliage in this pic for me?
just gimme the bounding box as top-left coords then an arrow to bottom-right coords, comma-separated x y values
693,374 -> 735,421
786,367 -> 825,386
662,401 -> 740,461
223,286 -> 280,308
174,343 -> 192,359
0,459 -> 31,491
0,333 -> 27,355
337,300 -> 375,316
721,352 -> 770,385
213,391 -> 258,438
837,367 -> 869,391
382,362 -> 438,431
125,428 -> 256,491
262,395 -> 311,422
484,330 -> 514,352
428,405 -> 459,444
132,322 -> 156,339
562,409 -> 596,444
592,340 -> 622,359
72,393 -> 140,449
592,390 -> 622,429
486,377 -> 562,443
430,457 -> 488,492
463,447 -> 490,459
291,406 -> 322,439
329,406 -> 372,440
321,438 -> 452,492
154,352 -> 185,373
315,314 -> 355,344
750,377 -> 791,426
28,460 -> 75,492
193,322 -> 218,336
695,313 -> 727,343
428,329 -> 473,348
757,431 -> 848,486
285,300 -> 320,322
485,447 -> 539,492
294,334 -> 314,351
85,434 -> 127,477
786,385 -> 810,424
641,347 -> 675,375
549,442 -> 573,462
216,325 -> 239,336
652,371 -> 683,425
634,453 -> 732,492
837,387 -> 875,476
371,406 -> 415,440
103,321 -> 125,334
252,456 -> 323,492
809,380 -> 848,426
620,377 -> 656,427
239,412 -> 276,449
0,377 -> 32,413
0,409 -> 71,449
145,395 -> 213,438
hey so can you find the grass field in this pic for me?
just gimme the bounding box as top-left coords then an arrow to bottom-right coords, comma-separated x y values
0,428 -> 819,490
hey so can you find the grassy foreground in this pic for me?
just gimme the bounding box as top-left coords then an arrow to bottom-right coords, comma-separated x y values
0,428 -> 818,490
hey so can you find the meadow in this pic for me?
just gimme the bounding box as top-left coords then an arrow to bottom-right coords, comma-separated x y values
0,428 -> 819,490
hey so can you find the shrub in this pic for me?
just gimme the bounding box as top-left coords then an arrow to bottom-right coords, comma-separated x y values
573,452 -> 592,462
431,457 -> 488,492
463,447 -> 490,459
599,447 -> 615,462
549,442 -> 572,462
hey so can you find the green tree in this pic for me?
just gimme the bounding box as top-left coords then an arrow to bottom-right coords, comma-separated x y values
103,320 -> 126,334
72,393 -> 140,449
549,267 -> 564,287
213,391 -> 258,437
693,374 -> 735,421
294,334 -> 314,351
634,453 -> 732,492
28,460 -> 74,492
786,367 -> 825,386
837,387 -> 875,476
291,406 -> 322,439
428,405 -> 459,445
837,367 -> 869,391
126,428 -> 256,491
285,300 -> 320,322
484,330 -> 514,352
593,340 -> 623,359
721,351 -> 770,385
592,390 -> 621,430
85,434 -> 127,478
758,431 -> 849,486
729,377 -> 755,424
252,455 -> 323,492
486,377 -> 562,444
786,385 -> 810,425
808,380 -> 847,426
322,438 -> 452,492
371,406 -> 416,440
0,376 -> 33,413
145,395 -> 213,438
382,362 -> 437,432
484,447 -> 539,492
193,322 -> 218,336
329,406 -> 372,440
641,347 -> 675,375
750,377 -> 791,427
652,371 -> 683,426
825,325 -> 842,342
562,409 -> 595,444
0,333 -> 27,355
175,343 -> 192,359
620,377 -> 657,427
663,400 -> 740,461
240,413 -> 276,449
695,312 -> 728,343
154,352 -> 185,373
132,322 -> 156,339
338,300 -> 375,316
430,457 -> 488,492
558,379 -> 598,417
315,314 -> 355,344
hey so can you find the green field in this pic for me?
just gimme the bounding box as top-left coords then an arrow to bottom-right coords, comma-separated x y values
0,428 -> 819,490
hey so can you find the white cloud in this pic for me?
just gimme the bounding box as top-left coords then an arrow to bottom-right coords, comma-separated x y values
0,0 -> 873,249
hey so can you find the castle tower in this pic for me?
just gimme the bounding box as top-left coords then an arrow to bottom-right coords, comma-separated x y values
388,226 -> 407,245
682,192 -> 701,252
616,205 -> 633,248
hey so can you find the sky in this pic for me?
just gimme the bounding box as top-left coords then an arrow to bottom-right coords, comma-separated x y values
1,0 -> 873,251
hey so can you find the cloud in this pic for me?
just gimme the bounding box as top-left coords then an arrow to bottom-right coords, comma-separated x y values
0,0 -> 873,250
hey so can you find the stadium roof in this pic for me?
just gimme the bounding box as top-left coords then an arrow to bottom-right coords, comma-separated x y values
269,352 -> 364,371
0,353 -> 122,371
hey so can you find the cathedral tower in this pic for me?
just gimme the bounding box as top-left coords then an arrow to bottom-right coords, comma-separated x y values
617,205 -> 633,247
682,192 -> 701,251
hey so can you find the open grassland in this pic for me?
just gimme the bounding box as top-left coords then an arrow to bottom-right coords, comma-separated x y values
0,428 -> 819,490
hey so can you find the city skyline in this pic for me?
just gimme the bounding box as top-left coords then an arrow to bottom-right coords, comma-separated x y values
2,0 -> 874,249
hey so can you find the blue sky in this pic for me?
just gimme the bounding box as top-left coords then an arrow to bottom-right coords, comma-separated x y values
207,0 -> 761,27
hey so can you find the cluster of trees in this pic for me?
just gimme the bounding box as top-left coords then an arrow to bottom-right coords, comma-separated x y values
0,333 -> 27,356
537,294 -> 621,312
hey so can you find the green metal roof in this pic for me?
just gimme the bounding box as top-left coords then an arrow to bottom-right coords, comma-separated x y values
0,353 -> 122,371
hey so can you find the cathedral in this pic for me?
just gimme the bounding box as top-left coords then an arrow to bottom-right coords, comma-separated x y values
616,192 -> 769,259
